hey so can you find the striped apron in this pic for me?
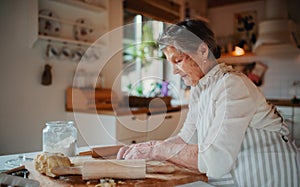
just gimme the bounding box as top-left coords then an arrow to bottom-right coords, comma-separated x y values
208,127 -> 299,187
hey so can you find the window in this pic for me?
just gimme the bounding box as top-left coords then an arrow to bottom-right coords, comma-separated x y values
122,13 -> 165,97
122,12 -> 187,102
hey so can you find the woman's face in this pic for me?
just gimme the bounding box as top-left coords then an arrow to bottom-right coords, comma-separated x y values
163,46 -> 204,86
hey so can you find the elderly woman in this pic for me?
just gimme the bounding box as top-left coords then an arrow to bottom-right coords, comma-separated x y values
117,20 -> 299,186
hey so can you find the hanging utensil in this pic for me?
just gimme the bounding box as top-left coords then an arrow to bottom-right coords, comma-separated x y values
41,64 -> 52,86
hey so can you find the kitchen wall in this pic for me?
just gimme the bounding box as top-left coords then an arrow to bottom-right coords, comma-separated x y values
0,0 -> 123,155
0,1 -> 68,155
207,1 -> 300,99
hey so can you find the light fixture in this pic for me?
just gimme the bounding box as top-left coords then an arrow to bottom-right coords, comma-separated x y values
231,46 -> 245,56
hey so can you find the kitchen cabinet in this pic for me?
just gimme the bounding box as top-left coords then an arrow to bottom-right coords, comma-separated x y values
277,106 -> 300,146
147,109 -> 188,141
75,109 -> 188,146
75,112 -> 147,146
116,114 -> 148,144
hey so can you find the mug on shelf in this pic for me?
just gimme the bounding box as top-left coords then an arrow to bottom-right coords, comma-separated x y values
60,46 -> 72,60
72,48 -> 85,62
46,44 -> 60,59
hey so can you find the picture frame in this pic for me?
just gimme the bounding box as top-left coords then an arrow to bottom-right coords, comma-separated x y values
234,10 -> 257,51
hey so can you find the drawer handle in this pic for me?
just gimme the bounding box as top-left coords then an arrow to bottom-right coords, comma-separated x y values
165,115 -> 172,119
131,116 -> 136,120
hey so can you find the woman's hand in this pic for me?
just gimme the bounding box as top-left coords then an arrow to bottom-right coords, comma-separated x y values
117,136 -> 199,171
117,141 -> 161,160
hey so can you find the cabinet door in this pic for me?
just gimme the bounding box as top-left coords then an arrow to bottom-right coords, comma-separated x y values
277,106 -> 300,146
76,113 -> 118,146
277,106 -> 294,133
116,114 -> 148,142
277,106 -> 293,122
147,110 -> 188,141
293,108 -> 300,146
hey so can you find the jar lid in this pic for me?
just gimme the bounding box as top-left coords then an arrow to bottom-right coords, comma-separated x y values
46,121 -> 74,127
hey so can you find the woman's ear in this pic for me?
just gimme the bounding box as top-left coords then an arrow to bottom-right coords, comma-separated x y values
197,43 -> 209,59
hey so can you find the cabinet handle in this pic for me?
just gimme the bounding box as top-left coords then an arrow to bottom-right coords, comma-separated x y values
131,116 -> 136,120
165,115 -> 172,119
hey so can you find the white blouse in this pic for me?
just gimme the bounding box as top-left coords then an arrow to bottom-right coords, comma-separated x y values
178,64 -> 299,186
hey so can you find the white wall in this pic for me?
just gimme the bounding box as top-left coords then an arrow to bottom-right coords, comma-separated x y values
0,1 -> 72,155
0,0 -> 123,155
207,1 -> 300,99
208,1 -> 265,37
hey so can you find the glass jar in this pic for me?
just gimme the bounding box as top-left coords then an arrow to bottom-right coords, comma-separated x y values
43,121 -> 77,156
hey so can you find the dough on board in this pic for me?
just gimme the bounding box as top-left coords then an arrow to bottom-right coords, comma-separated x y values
34,152 -> 71,177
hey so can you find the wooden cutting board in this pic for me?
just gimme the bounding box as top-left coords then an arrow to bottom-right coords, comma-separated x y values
25,158 -> 208,187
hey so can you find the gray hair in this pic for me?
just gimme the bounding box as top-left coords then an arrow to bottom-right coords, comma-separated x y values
157,20 -> 220,60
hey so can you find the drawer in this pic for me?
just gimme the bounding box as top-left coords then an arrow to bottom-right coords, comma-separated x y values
118,136 -> 147,145
277,106 -> 293,120
147,111 -> 187,140
116,114 -> 148,140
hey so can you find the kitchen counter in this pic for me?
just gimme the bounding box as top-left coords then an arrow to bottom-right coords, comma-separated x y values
68,104 -> 187,116
267,99 -> 300,107
69,98 -> 300,116
66,87 -> 190,116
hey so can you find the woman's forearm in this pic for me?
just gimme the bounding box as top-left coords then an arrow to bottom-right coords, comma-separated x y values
152,136 -> 199,171
117,136 -> 200,171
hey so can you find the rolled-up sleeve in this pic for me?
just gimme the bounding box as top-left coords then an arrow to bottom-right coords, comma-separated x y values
198,74 -> 256,178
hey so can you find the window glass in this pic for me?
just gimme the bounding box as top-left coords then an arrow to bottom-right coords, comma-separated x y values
122,14 -> 165,97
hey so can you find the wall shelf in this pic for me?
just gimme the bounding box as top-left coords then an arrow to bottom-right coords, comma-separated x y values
32,0 -> 108,49
218,52 -> 258,64
38,34 -> 95,46
50,0 -> 106,13
39,14 -> 98,31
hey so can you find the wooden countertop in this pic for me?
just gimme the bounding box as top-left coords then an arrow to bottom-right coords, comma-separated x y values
67,105 -> 187,116
267,99 -> 300,107
24,157 -> 208,186
1,148 -> 208,186
68,98 -> 300,116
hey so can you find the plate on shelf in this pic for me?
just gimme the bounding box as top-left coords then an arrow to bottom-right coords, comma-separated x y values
73,18 -> 94,42
38,9 -> 61,37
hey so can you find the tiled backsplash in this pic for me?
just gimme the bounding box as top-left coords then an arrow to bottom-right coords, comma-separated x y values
260,58 -> 300,99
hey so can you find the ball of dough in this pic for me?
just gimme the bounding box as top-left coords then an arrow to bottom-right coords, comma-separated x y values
34,152 -> 71,177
